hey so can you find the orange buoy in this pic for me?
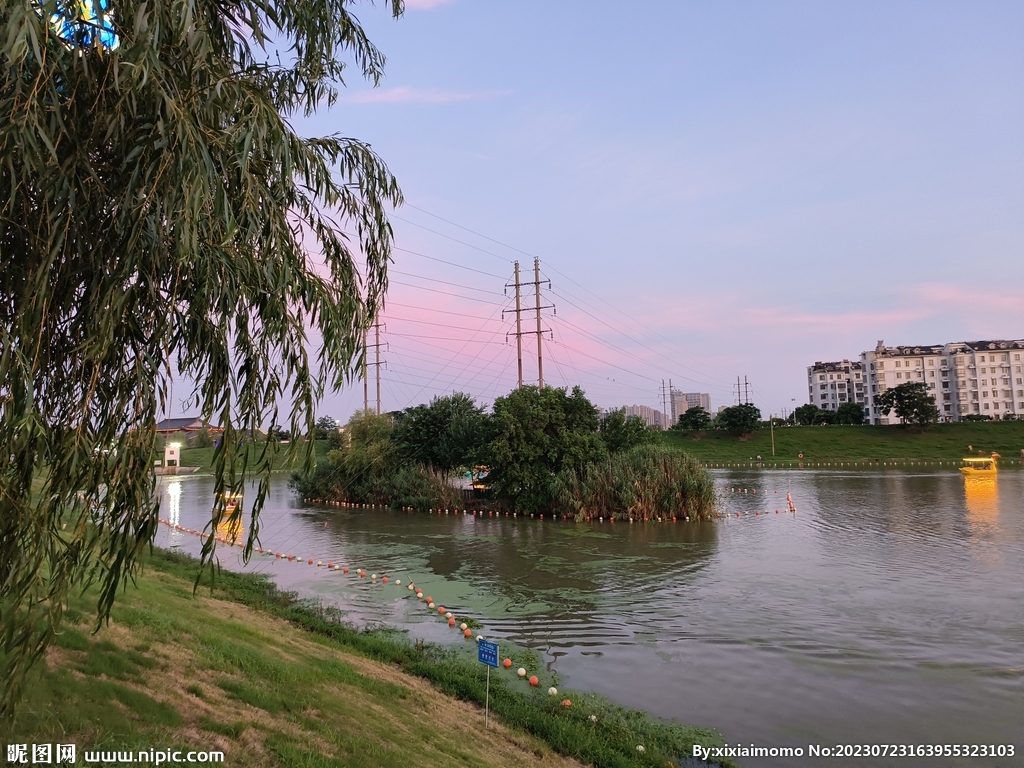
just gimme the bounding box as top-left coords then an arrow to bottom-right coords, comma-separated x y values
448,618 -> 456,627
503,658 -> 512,668
561,699 -> 572,707
343,567 -> 349,574
359,571 -> 366,578
327,562 -> 334,568
463,628 -> 472,638
425,596 -> 432,604
529,676 -> 539,687
437,606 -> 446,615
382,576 -> 388,583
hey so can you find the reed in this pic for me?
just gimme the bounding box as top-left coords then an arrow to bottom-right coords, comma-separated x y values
552,445 -> 716,521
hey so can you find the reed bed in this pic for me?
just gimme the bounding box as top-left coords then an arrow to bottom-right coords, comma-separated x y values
552,445 -> 716,521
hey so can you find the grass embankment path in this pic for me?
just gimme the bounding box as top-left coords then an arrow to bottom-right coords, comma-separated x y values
662,422 -> 1024,466
6,551 -> 732,768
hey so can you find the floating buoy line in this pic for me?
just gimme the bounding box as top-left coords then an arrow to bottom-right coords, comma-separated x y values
156,515 -> 572,700
700,459 -> 1022,468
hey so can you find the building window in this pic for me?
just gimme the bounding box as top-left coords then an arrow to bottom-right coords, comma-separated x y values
895,361 -> 901,368
928,359 -> 934,366
984,403 -> 990,410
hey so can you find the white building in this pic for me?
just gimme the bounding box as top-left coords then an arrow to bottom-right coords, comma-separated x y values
806,360 -> 865,413
860,339 -> 1024,424
670,390 -> 711,424
601,404 -> 669,429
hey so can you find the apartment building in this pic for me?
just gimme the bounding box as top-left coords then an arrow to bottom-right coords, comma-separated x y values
806,360 -> 865,413
670,390 -> 711,424
601,404 -> 669,429
860,339 -> 1024,424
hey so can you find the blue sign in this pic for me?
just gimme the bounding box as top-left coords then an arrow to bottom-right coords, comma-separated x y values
477,639 -> 499,668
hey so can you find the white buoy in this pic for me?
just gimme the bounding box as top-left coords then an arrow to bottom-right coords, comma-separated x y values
445,612 -> 453,620
460,623 -> 468,631
371,573 -> 377,580
317,560 -> 322,567
517,668 -> 526,678
548,687 -> 557,696
408,584 -> 414,590
589,715 -> 597,723
476,635 -> 483,642
636,746 -> 645,754
428,602 -> 435,609
395,579 -> 401,586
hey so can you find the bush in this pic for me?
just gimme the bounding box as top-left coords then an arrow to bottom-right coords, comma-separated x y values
290,411 -> 463,509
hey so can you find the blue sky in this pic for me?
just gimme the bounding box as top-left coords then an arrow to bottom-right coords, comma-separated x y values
180,1 -> 1024,422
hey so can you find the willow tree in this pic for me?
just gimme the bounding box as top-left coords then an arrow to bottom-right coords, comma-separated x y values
0,0 -> 402,716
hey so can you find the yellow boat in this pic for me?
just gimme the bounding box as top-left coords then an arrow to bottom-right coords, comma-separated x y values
959,456 -> 998,475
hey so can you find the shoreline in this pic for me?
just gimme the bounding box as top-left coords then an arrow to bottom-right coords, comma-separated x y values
7,546 -> 735,768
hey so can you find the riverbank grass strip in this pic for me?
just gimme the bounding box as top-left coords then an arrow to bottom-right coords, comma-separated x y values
3,549 -> 735,768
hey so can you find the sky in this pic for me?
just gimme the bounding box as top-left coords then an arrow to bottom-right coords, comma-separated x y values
173,0 -> 1024,423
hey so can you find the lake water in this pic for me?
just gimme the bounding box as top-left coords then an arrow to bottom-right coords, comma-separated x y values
155,469 -> 1023,767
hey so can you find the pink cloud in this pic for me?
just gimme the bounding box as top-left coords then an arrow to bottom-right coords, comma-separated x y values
404,0 -> 455,9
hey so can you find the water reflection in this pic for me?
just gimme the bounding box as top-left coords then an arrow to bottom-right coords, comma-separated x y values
964,477 -> 999,530
167,481 -> 181,526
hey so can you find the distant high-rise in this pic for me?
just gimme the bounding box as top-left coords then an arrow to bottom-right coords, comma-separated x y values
669,390 -> 711,425
806,360 -> 865,413
602,404 -> 669,429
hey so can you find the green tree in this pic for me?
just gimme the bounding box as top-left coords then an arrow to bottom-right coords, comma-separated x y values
1,0 -> 402,716
793,404 -> 821,426
393,393 -> 490,475
190,427 -> 215,449
485,386 -> 606,513
834,402 -> 865,425
598,409 -> 657,453
876,382 -> 940,426
315,416 -> 340,442
714,404 -> 762,434
673,406 -> 712,431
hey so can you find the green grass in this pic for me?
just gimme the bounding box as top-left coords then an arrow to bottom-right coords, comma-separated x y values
178,440 -> 330,472
2,548 -> 736,768
661,421 -> 1024,465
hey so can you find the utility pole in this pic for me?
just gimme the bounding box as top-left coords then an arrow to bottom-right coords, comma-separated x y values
668,379 -> 674,425
661,380 -> 669,429
736,376 -> 741,405
514,261 -> 523,388
503,262 -> 552,387
375,321 -> 381,414
770,414 -> 776,456
363,319 -> 387,414
534,259 -> 544,388
744,376 -> 750,405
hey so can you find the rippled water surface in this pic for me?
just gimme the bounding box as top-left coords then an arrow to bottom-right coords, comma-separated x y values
156,469 -> 1024,766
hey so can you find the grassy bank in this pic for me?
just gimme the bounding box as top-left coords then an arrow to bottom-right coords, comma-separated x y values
3,549 -> 733,768
662,422 -> 1024,465
177,440 -> 331,473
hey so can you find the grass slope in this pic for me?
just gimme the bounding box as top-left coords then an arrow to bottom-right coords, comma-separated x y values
178,440 -> 330,473
3,550 -> 733,768
661,422 -> 1024,464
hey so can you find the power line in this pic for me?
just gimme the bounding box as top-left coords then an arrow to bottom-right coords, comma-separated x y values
390,269 -> 505,295
388,280 -> 507,305
392,246 -> 509,279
